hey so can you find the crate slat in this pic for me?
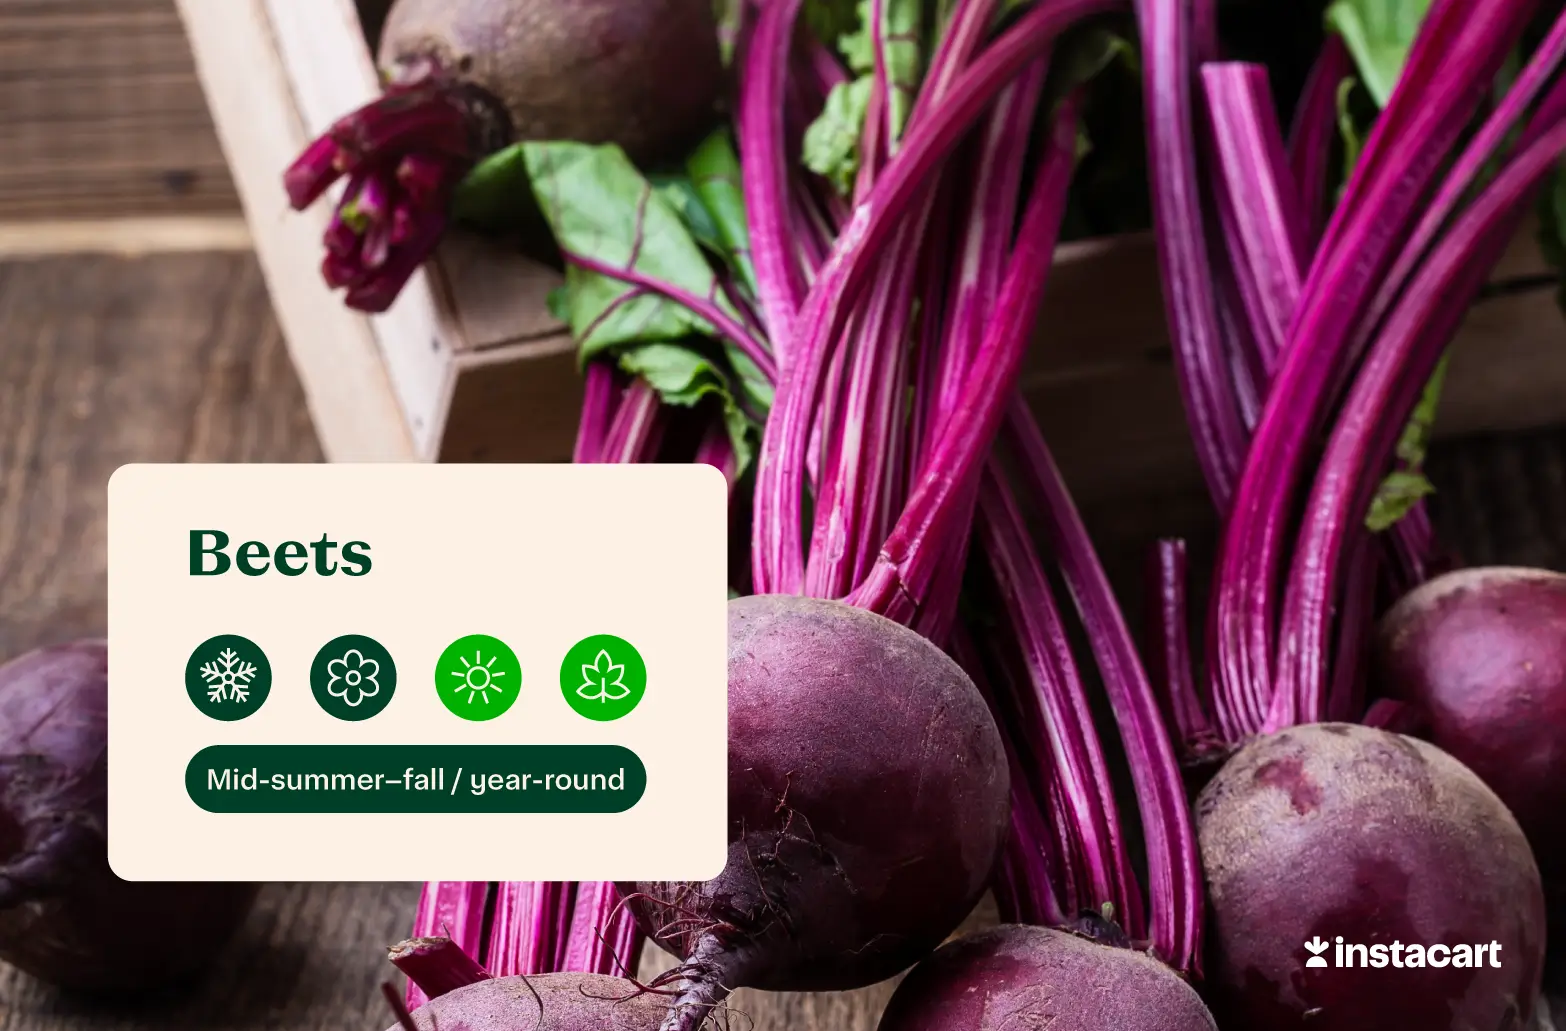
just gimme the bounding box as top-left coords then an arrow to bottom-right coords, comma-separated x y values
173,0 -> 415,461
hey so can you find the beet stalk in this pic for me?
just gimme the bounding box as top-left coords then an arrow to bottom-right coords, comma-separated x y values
1135,1 -> 1566,1025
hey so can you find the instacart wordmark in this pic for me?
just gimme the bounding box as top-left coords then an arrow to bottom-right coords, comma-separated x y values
1303,935 -> 1505,970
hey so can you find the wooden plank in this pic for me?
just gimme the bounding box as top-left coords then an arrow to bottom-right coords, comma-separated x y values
0,0 -> 239,222
173,0 -> 416,462
439,336 -> 582,464
0,216 -> 251,256
0,252 -> 425,1031
0,252 -> 319,659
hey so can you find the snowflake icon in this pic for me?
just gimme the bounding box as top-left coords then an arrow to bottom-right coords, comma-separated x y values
199,648 -> 259,704
577,649 -> 630,703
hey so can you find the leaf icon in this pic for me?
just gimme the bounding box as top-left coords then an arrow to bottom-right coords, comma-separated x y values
577,648 -> 630,703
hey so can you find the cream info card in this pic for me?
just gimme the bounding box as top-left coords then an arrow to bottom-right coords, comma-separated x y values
107,464 -> 727,882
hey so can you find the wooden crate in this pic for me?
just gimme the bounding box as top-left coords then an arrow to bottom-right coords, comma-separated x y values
176,0 -> 1566,505
0,0 -> 239,221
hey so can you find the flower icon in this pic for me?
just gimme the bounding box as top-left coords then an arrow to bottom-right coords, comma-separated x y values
326,648 -> 381,707
577,649 -> 630,703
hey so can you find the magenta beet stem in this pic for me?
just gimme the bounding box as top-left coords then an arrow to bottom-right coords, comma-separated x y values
284,76 -> 483,313
389,936 -> 493,1003
284,135 -> 343,209
562,881 -> 645,977
406,881 -> 491,1009
343,212 -> 448,314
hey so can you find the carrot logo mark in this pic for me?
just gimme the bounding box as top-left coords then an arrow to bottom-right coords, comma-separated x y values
1304,937 -> 1330,968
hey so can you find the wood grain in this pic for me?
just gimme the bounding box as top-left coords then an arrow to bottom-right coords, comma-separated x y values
0,252 -> 317,659
0,0 -> 239,221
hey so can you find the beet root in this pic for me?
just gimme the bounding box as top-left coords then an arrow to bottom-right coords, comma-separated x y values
0,641 -> 258,991
286,0 -> 724,313
379,0 -> 724,163
621,595 -> 1010,1031
876,924 -> 1217,1031
1197,722 -> 1545,1030
387,971 -> 666,1031
1376,566 -> 1566,922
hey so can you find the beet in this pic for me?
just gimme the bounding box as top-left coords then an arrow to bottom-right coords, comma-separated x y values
1376,566 -> 1566,923
1197,722 -> 1545,1030
389,971 -> 665,1031
286,0 -> 725,312
877,924 -> 1217,1031
378,0 -> 724,163
621,595 -> 1009,1031
0,640 -> 258,992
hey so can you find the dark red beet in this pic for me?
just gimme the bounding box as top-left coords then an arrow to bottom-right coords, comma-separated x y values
388,970 -> 665,1031
286,0 -> 725,312
621,595 -> 1009,1031
0,641 -> 258,992
876,924 -> 1217,1031
1197,722 -> 1545,1030
378,0 -> 725,162
1376,567 -> 1566,923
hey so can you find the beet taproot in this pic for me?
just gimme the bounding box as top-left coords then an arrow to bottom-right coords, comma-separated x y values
1376,566 -> 1566,923
0,640 -> 258,991
877,924 -> 1217,1031
285,0 -> 725,312
1197,722 -> 1545,1030
621,595 -> 1010,1031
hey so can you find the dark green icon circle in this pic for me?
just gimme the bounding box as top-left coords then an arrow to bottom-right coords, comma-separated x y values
435,635 -> 522,721
310,635 -> 397,721
186,635 -> 271,721
560,634 -> 646,722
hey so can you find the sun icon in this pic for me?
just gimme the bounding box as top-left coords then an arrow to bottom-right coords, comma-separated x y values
450,650 -> 507,705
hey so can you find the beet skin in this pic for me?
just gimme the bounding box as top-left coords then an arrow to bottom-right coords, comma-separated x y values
877,925 -> 1217,1031
0,641 -> 258,991
621,595 -> 1010,1030
1197,722 -> 1545,1030
1376,566 -> 1566,922
379,0 -> 724,163
388,972 -> 665,1031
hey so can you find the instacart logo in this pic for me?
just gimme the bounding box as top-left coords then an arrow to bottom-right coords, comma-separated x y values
1303,936 -> 1505,970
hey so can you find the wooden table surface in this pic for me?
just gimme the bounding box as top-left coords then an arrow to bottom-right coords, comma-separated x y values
0,251 -> 1562,1029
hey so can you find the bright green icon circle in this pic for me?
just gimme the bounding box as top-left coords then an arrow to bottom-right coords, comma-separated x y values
186,635 -> 271,721
310,635 -> 397,721
560,635 -> 646,722
435,635 -> 522,721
